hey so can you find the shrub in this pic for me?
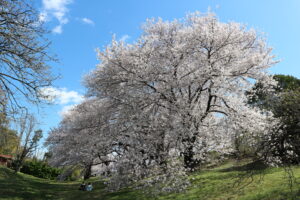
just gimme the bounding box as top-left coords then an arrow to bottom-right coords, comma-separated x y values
20,160 -> 62,179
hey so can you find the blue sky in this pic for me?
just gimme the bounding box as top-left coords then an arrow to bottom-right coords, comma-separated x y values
33,0 -> 300,148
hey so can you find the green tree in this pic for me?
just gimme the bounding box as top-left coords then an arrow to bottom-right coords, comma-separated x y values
274,74 -> 300,91
0,112 -> 18,155
0,127 -> 18,155
249,74 -> 300,165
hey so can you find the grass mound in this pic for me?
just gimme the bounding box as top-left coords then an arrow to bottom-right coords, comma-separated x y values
1,160 -> 300,200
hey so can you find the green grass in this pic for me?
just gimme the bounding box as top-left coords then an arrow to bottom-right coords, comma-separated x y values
1,160 -> 300,200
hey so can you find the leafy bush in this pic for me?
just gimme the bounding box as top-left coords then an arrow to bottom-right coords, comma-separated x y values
68,167 -> 83,181
20,160 -> 62,179
62,166 -> 83,181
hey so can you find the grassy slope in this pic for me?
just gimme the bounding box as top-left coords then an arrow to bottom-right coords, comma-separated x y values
1,161 -> 300,200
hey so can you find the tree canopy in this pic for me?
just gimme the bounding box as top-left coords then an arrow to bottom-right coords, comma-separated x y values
0,0 -> 56,115
47,12 -> 279,192
248,74 -> 300,165
0,126 -> 18,155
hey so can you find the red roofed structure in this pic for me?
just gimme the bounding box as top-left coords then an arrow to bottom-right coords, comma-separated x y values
0,154 -> 13,167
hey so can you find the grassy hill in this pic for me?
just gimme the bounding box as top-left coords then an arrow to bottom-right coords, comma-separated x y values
1,160 -> 300,200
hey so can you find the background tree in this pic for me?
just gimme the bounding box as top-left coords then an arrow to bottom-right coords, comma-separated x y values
13,114 -> 43,172
46,98 -> 119,180
0,127 -> 18,155
249,74 -> 300,165
247,75 -> 300,109
0,110 -> 19,155
0,0 -> 56,115
274,75 -> 300,91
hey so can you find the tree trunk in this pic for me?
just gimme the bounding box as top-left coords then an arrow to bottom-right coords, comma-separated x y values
14,161 -> 22,173
182,135 -> 201,170
183,145 -> 200,170
14,150 -> 27,173
83,163 -> 92,180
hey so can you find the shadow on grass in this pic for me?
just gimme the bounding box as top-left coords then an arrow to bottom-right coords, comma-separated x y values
101,188 -> 147,200
0,167 -> 68,200
0,166 -> 148,200
247,187 -> 300,200
217,160 -> 278,193
0,167 -> 108,200
1,162 -> 299,200
219,160 -> 268,173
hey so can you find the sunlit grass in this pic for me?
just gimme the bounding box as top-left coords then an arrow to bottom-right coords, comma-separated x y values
1,160 -> 300,200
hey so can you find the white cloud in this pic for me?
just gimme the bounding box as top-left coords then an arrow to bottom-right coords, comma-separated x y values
120,34 -> 130,42
42,0 -> 72,10
59,104 -> 77,116
81,17 -> 95,26
40,0 -> 74,34
41,87 -> 84,117
52,25 -> 63,34
40,87 -> 84,105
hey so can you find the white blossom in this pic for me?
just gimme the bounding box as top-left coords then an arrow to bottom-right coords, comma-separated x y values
47,12 -> 279,192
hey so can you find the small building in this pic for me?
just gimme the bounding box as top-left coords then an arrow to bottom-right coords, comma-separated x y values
0,154 -> 13,167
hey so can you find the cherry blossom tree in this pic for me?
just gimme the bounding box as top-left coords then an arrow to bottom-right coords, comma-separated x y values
85,12 -> 277,166
48,12 -> 279,192
46,98 -> 120,179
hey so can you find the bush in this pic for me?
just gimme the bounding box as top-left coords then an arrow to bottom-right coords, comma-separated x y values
20,160 -> 62,179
